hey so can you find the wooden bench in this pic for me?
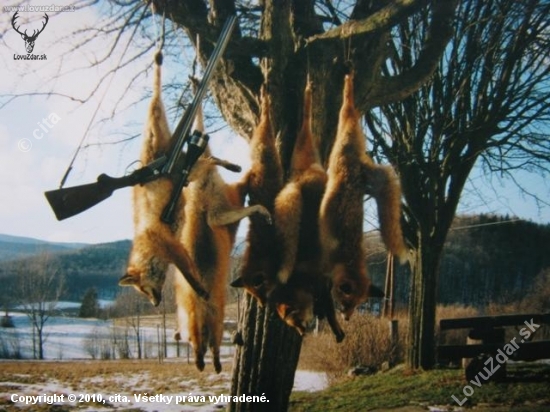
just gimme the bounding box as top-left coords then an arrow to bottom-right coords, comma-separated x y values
437,312 -> 550,380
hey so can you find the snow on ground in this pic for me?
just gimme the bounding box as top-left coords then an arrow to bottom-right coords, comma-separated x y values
2,369 -> 326,412
293,370 -> 328,392
13,300 -> 114,311
1,312 -> 111,359
0,307 -> 327,410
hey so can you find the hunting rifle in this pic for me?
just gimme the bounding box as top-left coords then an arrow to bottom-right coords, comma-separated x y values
45,15 -> 238,224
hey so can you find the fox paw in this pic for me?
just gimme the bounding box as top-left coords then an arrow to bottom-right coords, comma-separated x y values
214,358 -> 222,374
335,329 -> 345,343
254,205 -> 272,224
195,357 -> 205,372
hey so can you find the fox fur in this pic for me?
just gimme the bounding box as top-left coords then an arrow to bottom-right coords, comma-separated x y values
120,52 -> 243,306
230,86 -> 284,305
274,81 -> 326,285
120,51 -> 206,305
271,81 -> 345,341
272,271 -> 344,340
319,73 -> 404,320
173,101 -> 271,373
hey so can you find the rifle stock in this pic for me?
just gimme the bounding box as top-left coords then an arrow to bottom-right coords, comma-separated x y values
45,173 -> 137,221
45,156 -> 165,221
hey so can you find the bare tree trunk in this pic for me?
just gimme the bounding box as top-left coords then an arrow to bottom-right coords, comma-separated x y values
37,326 -> 45,360
162,298 -> 167,359
383,253 -> 395,319
32,319 -> 37,359
406,233 -> 442,370
136,313 -> 142,360
230,294 -> 302,411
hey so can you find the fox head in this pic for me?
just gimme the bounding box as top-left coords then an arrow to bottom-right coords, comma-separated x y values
230,270 -> 277,307
331,263 -> 383,320
272,284 -> 314,336
120,232 -> 169,306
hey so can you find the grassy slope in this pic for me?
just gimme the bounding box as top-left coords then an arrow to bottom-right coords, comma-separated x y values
290,364 -> 550,411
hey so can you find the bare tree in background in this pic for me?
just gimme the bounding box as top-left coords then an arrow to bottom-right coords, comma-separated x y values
16,254 -> 64,360
365,0 -> 550,369
112,289 -> 151,359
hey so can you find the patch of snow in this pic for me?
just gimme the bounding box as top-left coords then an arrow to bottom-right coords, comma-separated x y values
98,299 -> 115,308
293,370 -> 328,392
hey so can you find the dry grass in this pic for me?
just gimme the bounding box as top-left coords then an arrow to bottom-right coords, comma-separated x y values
299,312 -> 406,383
0,359 -> 232,411
0,359 -> 229,393
299,304 -> 483,381
299,301 -> 548,382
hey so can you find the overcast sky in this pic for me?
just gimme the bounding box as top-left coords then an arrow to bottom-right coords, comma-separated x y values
1,2 -> 549,245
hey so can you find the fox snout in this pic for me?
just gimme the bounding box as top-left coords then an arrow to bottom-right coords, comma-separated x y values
342,309 -> 354,321
276,303 -> 307,335
147,287 -> 162,307
333,298 -> 356,321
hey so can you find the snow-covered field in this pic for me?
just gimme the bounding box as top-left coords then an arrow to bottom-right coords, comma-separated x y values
0,308 -> 327,411
2,311 -> 113,359
1,308 -> 235,360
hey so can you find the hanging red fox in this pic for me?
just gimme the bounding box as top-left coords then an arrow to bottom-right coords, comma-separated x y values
173,99 -> 271,373
120,51 -> 206,305
319,72 -> 406,320
120,51 -> 241,306
230,86 -> 284,305
271,81 -> 344,341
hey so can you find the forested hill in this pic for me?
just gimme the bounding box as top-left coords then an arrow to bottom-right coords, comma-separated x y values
0,240 -> 131,302
439,215 -> 550,306
1,214 -> 549,308
367,214 -> 550,308
0,234 -> 87,261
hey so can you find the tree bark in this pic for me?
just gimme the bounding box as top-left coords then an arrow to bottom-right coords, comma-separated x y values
230,294 -> 302,411
407,232 -> 442,369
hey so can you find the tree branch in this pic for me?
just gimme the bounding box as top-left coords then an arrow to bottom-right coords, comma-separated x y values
365,0 -> 459,110
306,0 -> 427,43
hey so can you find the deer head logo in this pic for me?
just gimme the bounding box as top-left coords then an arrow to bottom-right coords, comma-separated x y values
12,12 -> 49,54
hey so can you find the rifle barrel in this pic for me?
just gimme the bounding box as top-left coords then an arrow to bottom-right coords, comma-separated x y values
163,15 -> 237,175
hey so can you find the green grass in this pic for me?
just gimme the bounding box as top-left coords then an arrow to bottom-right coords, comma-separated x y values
289,364 -> 550,411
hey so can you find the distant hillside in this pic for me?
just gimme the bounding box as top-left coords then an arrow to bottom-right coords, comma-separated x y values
1,215 -> 549,311
0,234 -> 88,261
366,214 -> 550,309
0,239 -> 131,304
